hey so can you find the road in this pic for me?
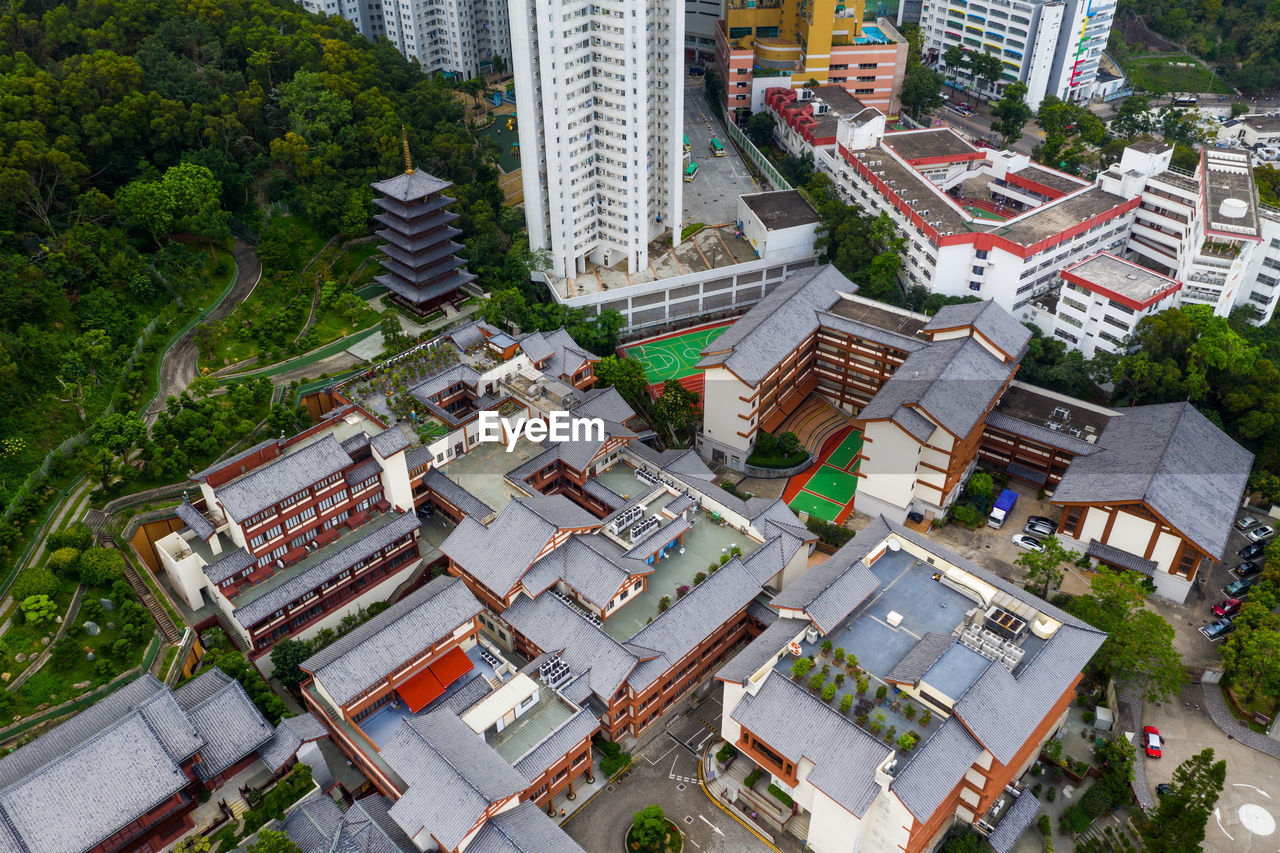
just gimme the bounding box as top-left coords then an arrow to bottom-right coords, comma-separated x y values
146,239 -> 262,424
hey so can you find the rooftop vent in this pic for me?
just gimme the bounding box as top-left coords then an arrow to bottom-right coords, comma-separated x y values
1220,197 -> 1249,219
984,605 -> 1028,641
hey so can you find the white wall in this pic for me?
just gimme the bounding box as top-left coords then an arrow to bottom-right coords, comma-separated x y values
855,421 -> 923,522
156,531 -> 210,612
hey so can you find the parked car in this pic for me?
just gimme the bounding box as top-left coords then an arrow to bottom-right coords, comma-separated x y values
948,105 -> 973,117
1156,783 -> 1173,796
1239,541 -> 1266,560
1201,618 -> 1235,641
1027,515 -> 1055,529
1212,597 -> 1243,618
1011,534 -> 1043,551
1224,576 -> 1258,598
1143,726 -> 1163,758
1023,520 -> 1055,538
1234,561 -> 1262,579
1247,525 -> 1276,542
1236,515 -> 1261,532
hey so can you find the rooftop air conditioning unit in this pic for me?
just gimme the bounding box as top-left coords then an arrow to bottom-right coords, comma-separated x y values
805,627 -> 819,644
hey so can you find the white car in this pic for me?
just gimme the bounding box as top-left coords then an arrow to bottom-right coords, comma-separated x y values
1012,534 -> 1043,551
1236,515 -> 1261,532
1247,525 -> 1275,543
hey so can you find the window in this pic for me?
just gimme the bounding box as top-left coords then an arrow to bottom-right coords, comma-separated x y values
972,265 -> 984,275
263,524 -> 283,542
969,281 -> 982,291
976,249 -> 988,259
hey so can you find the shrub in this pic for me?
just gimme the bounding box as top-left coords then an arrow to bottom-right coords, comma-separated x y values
48,522 -> 93,552
767,784 -> 794,809
1082,710 -> 1095,724
694,571 -> 707,585
840,694 -> 854,715
822,683 -> 837,702
952,504 -> 983,528
719,553 -> 731,565
601,746 -> 632,776
833,647 -> 845,665
897,731 -> 920,751
658,596 -> 671,613
791,658 -> 813,680
47,547 -> 80,575
805,517 -> 854,547
241,764 -> 314,835
1064,805 -> 1091,834
1043,740 -> 1064,761
77,547 -> 126,587
857,675 -> 870,694
1038,814 -> 1052,836
834,673 -> 845,687
885,725 -> 897,743
21,595 -> 57,626
716,743 -> 737,763
744,768 -> 762,788
11,567 -> 57,602
920,709 -> 932,726
676,584 -> 690,598
904,703 -> 916,720
821,639 -> 833,655
1047,786 -> 1057,802
808,672 -> 825,692
845,653 -> 858,671
876,684 -> 888,702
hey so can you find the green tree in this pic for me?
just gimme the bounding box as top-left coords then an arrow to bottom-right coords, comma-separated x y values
21,595 -> 58,626
247,830 -> 303,853
899,63 -> 945,119
746,111 -> 775,147
942,44 -> 968,90
630,805 -> 670,852
115,178 -> 174,245
1110,95 -> 1153,138
270,638 -> 313,690
595,355 -> 650,407
174,836 -> 212,853
47,546 -> 81,575
11,567 -> 58,602
90,411 -> 146,457
1139,748 -> 1226,852
1067,569 -> 1186,702
1220,621 -> 1280,700
966,471 -> 994,503
967,51 -> 1005,99
990,81 -> 1032,146
77,547 -> 127,587
653,380 -> 700,438
1016,535 -> 1077,599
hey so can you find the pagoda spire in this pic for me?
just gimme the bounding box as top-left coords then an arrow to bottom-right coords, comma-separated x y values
401,125 -> 414,174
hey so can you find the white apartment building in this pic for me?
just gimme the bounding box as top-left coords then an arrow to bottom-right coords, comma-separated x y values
1042,253 -> 1181,358
1096,142 -> 1280,324
510,0 -> 684,279
296,0 -> 509,79
920,0 -> 1115,109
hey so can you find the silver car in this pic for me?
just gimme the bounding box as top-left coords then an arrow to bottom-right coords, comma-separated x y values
1236,515 -> 1261,532
1247,525 -> 1276,543
1024,520 -> 1055,538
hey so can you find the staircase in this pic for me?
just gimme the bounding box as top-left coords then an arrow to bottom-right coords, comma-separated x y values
107,536 -> 183,643
903,512 -> 934,535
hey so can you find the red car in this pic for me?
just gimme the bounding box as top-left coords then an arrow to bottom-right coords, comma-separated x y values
1213,598 -> 1243,618
1143,726 -> 1162,758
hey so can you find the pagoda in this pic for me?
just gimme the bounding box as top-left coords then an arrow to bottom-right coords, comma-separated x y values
370,130 -> 476,314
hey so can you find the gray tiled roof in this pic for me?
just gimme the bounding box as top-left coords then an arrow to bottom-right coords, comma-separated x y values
984,411 -> 1101,456
382,712 -> 528,851
215,434 -> 353,521
405,444 -> 433,472
409,364 -> 481,401
732,673 -> 888,816
538,328 -> 598,379
1086,539 -> 1156,576
0,712 -> 191,853
922,300 -> 1031,359
716,617 -> 810,684
234,511 -> 421,627
988,791 -> 1042,853
575,387 -> 637,423
342,431 -> 372,454
516,495 -> 602,530
889,716 -> 983,819
302,576 -> 483,706
501,593 -> 639,702
465,800 -> 589,853
181,670 -> 276,779
371,169 -> 451,202
284,794 -> 416,853
370,427 -> 411,458
746,597 -> 778,626
518,332 -> 554,364
261,712 -> 330,772
892,406 -> 937,443
522,536 -> 650,611
176,498 -> 215,540
512,708 -> 600,779
627,559 -> 765,690
447,319 -> 501,350
441,501 -> 557,598
697,266 -> 852,385
859,337 -> 1013,440
346,459 -> 382,485
1051,402 -> 1253,559
582,478 -> 625,510
953,623 -> 1105,765
204,546 -> 255,584
884,632 -> 955,685
424,673 -> 494,716
664,493 -> 696,515
770,549 -> 880,634
424,468 -> 493,520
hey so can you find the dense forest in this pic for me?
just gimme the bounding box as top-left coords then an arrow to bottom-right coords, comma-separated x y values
0,0 -> 537,522
1117,0 -> 1280,93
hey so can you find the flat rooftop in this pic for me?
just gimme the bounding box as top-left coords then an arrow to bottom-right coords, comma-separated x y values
1242,114 -> 1280,133
439,436 -> 549,512
860,144 -> 980,235
1012,164 -> 1088,195
1203,148 -> 1261,238
486,691 -> 577,764
996,186 -> 1132,246
1065,252 -> 1178,300
882,128 -> 979,163
741,190 -> 820,229
992,382 -> 1113,436
827,295 -> 930,338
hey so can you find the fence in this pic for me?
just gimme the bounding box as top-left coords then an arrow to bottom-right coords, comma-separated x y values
723,118 -> 792,192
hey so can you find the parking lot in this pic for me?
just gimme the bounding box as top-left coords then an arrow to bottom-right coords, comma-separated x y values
682,79 -> 760,228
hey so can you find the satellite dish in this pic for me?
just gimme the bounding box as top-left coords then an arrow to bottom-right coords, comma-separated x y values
887,539 -> 901,552
787,641 -> 803,657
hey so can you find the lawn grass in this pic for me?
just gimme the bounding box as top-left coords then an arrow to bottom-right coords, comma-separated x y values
1121,54 -> 1232,94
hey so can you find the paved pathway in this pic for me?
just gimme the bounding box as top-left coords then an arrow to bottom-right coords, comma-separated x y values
147,240 -> 262,424
1202,682 -> 1280,759
1116,681 -> 1156,811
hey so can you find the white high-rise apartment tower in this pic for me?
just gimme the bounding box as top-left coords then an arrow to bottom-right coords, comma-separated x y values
296,0 -> 510,79
510,0 -> 684,279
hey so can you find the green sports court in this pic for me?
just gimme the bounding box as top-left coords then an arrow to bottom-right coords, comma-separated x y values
620,322 -> 732,387
785,427 -> 863,523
